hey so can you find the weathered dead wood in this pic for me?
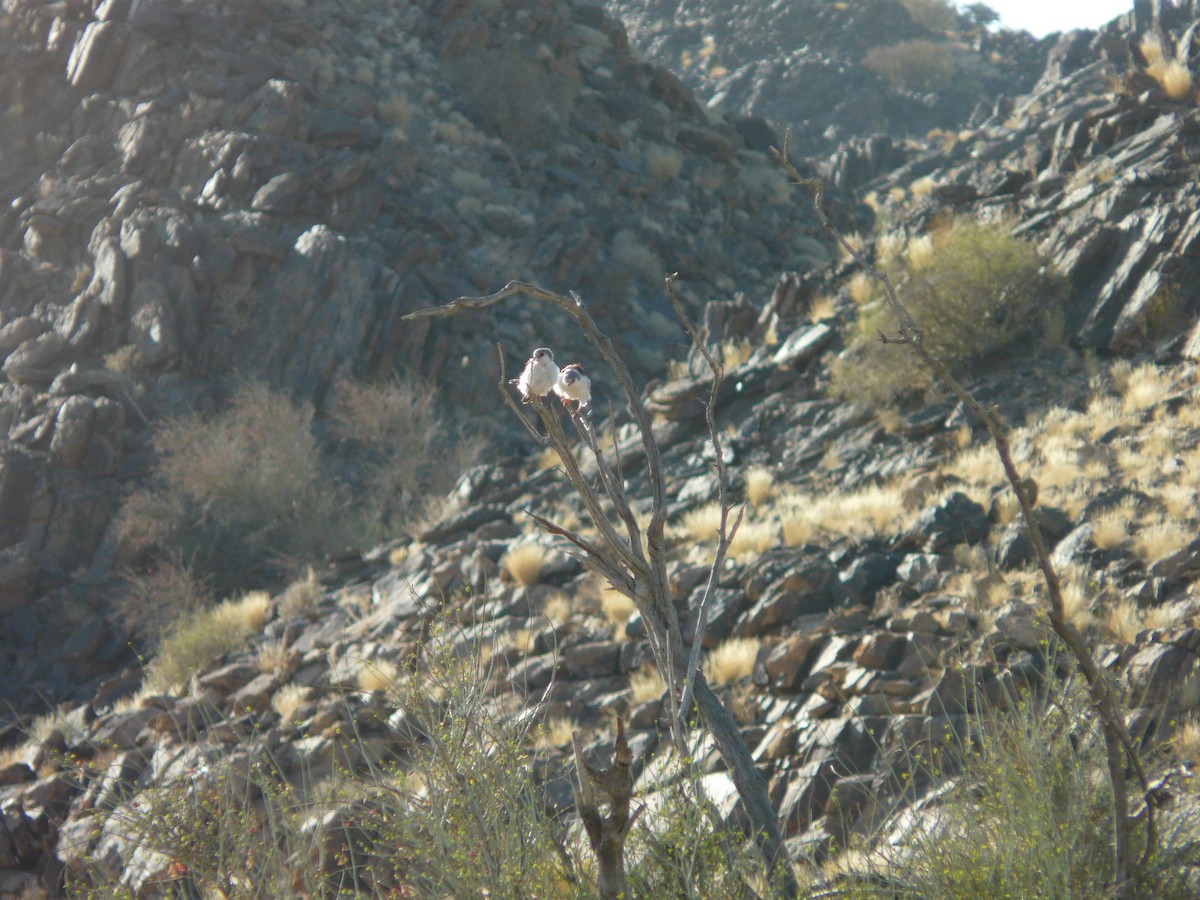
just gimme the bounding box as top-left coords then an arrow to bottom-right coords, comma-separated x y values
573,717 -> 642,899
770,135 -> 1155,897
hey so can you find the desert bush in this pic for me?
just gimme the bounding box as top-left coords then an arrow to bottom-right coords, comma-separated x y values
330,377 -> 482,543
831,218 -> 1068,411
117,558 -> 210,648
117,383 -> 347,592
627,778 -> 767,898
862,40 -> 957,92
898,0 -> 961,33
856,677 -> 1198,899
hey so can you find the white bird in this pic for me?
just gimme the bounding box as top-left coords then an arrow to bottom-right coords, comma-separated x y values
554,363 -> 591,411
512,347 -> 558,402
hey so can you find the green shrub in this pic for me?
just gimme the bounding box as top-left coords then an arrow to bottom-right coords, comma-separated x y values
831,218 -> 1068,411
862,40 -> 958,92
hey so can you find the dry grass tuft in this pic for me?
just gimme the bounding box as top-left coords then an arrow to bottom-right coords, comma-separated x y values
279,568 -> 322,618
503,542 -> 546,588
744,467 -> 775,508
704,637 -> 761,685
645,145 -> 685,181
676,503 -> 723,544
848,271 -> 875,305
1122,362 -> 1172,413
601,587 -> 637,631
257,640 -> 291,674
1141,35 -> 1195,101
1105,599 -> 1144,644
1133,518 -> 1191,566
149,592 -> 272,691
629,666 -> 666,704
357,658 -> 400,693
534,716 -> 576,750
271,684 -> 311,723
779,483 -> 906,545
542,591 -> 573,624
729,520 -> 779,558
722,338 -> 754,370
1091,500 -> 1136,550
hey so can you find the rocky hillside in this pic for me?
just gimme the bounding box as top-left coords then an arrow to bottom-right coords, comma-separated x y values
3,0 -> 1200,895
604,0 -> 1053,156
0,0 -> 827,719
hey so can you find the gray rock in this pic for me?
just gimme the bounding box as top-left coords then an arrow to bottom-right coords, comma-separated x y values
3,331 -> 71,384
909,492 -> 989,552
251,172 -> 307,215
67,21 -> 129,92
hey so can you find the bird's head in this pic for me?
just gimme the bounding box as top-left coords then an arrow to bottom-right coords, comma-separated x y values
534,348 -> 554,362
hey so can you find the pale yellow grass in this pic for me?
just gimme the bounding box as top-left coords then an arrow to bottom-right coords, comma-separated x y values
535,716 -> 576,750
272,684 -> 311,723
1105,599 -> 1143,644
1091,500 -> 1136,550
904,234 -> 935,269
257,640 -> 291,674
910,176 -> 935,199
1122,363 -> 1172,413
1133,518 -> 1192,565
875,231 -> 905,265
1172,719 -> 1200,763
1086,395 -> 1124,438
676,502 -> 723,544
601,588 -> 637,629
848,271 -> 875,305
1141,35 -> 1194,101
744,467 -> 775,507
148,591 -> 273,691
838,232 -> 866,263
809,294 -> 838,323
357,658 -> 400,693
645,145 -> 684,181
779,484 -> 906,545
949,444 -> 1002,487
279,568 -> 322,618
503,542 -> 546,588
729,520 -> 779,558
543,591 -> 573,624
1143,606 -> 1179,630
629,666 -> 666,703
704,637 -> 761,685
510,628 -> 536,655
722,338 -> 754,370
1162,484 -> 1197,520
1061,566 -> 1097,630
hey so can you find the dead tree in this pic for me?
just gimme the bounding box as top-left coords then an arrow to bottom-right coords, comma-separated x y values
770,138 -> 1156,897
573,717 -> 641,899
404,285 -> 799,896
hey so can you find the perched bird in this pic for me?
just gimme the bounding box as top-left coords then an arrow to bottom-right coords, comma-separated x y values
554,363 -> 592,411
512,347 -> 558,402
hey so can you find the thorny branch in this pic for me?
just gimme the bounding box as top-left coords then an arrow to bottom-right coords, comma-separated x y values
770,132 -> 1155,894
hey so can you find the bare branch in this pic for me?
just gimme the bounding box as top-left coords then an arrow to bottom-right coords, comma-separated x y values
665,273 -> 745,728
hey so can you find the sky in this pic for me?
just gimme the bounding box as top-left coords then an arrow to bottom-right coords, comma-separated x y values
980,0 -> 1134,36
